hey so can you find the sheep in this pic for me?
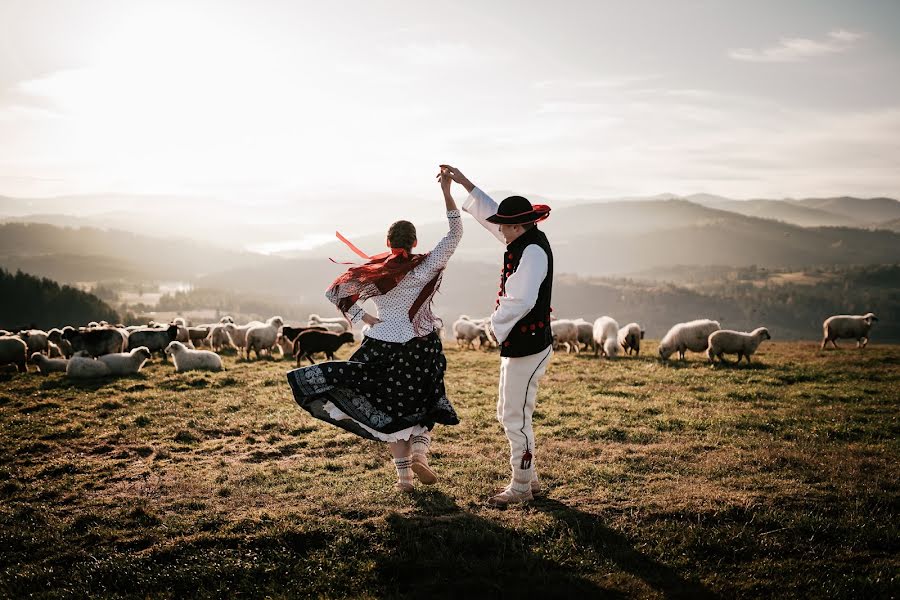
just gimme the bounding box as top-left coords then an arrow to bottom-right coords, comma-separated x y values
293,330 -> 355,365
31,352 -> 68,374
126,324 -> 179,359
98,346 -> 152,375
821,313 -> 878,349
165,341 -> 224,372
188,326 -> 211,347
307,314 -> 352,333
452,317 -> 490,350
220,315 -> 235,324
551,319 -> 580,353
64,327 -> 127,358
658,319 -> 721,360
207,324 -> 238,352
573,318 -> 595,352
17,329 -> 50,355
0,329 -> 9,336
173,317 -> 188,327
245,316 -> 285,360
48,328 -> 74,358
0,336 -> 28,373
230,320 -> 263,348
617,322 -> 645,356
707,328 -> 771,364
592,316 -> 620,358
66,355 -> 112,379
47,341 -> 64,358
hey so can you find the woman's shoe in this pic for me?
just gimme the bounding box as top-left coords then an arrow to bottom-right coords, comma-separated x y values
410,454 -> 437,485
395,481 -> 415,493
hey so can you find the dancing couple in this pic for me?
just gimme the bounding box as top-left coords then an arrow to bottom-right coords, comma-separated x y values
286,165 -> 553,507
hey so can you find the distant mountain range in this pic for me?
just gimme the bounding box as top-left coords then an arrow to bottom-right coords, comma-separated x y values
3,193 -> 900,285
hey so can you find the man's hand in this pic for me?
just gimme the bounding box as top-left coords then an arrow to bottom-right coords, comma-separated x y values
439,164 -> 475,193
361,313 -> 382,326
438,167 -> 453,196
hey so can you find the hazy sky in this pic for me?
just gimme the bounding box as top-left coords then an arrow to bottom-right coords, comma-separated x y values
2,0 -> 899,212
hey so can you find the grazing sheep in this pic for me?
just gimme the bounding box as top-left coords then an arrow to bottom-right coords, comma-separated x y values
0,336 -> 28,373
245,316 -> 285,360
127,324 -> 179,359
293,330 -> 355,365
188,326 -> 211,347
279,326 -> 328,358
64,327 -> 127,358
452,317 -> 490,350
708,328 -> 771,364
66,355 -> 112,379
230,320 -> 263,348
821,313 -> 878,349
551,319 -> 580,353
573,318 -> 595,352
617,322 -> 645,356
31,352 -> 68,374
658,319 -> 721,360
48,328 -> 74,358
18,329 -> 50,355
165,341 -> 224,372
98,346 -> 152,375
207,324 -> 238,352
592,316 -> 620,358
307,314 -> 352,333
47,341 -> 64,358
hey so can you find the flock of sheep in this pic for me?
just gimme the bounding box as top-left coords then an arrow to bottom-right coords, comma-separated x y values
452,312 -> 881,364
0,313 -> 356,379
0,310 -> 881,379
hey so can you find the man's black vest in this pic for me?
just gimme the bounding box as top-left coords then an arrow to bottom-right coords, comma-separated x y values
496,226 -> 553,358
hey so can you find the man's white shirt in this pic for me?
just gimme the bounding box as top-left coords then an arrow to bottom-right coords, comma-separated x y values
463,187 -> 548,344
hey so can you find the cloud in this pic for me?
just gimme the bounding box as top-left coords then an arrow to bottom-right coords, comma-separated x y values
728,30 -> 865,63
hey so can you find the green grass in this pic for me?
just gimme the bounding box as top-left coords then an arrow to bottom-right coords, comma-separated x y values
1,341 -> 898,598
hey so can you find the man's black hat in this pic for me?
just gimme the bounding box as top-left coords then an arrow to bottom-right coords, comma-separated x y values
485,196 -> 552,225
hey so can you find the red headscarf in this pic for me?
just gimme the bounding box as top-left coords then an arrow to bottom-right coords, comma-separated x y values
326,242 -> 443,336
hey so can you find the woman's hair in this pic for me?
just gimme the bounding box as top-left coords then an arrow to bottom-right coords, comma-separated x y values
387,220 -> 417,251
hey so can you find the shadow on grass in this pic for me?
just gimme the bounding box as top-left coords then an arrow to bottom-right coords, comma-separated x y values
376,490 -> 718,599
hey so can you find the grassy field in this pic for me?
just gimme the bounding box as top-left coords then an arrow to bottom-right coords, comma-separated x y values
1,341 -> 897,598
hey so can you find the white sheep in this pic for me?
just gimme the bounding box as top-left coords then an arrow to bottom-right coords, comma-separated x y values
307,314 -> 352,333
98,346 -> 152,375
658,319 -> 721,360
18,329 -> 50,355
229,320 -> 263,348
707,328 -> 771,364
245,316 -> 285,360
821,313 -> 878,349
592,316 -> 620,358
66,355 -> 112,379
617,322 -> 644,356
208,324 -> 237,352
31,352 -> 68,374
220,315 -> 235,324
0,336 -> 28,373
165,341 -> 224,372
47,341 -> 64,358
452,317 -> 489,350
550,319 -> 579,353
573,318 -> 595,352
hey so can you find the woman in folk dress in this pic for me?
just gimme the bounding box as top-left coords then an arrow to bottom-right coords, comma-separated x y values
287,170 -> 461,492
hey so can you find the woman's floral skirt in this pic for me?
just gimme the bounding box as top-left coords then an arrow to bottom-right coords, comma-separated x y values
286,330 -> 459,441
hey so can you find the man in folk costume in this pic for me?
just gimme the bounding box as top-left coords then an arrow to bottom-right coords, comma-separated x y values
441,165 -> 554,507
